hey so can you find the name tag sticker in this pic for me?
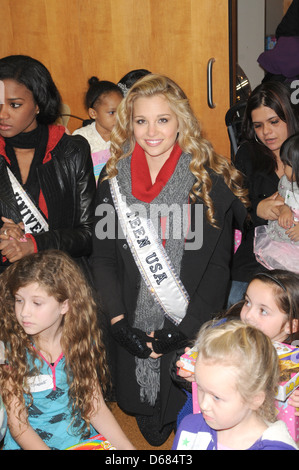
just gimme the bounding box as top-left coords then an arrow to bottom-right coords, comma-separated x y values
27,374 -> 54,393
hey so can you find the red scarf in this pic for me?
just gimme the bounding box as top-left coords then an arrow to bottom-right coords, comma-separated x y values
131,142 -> 182,203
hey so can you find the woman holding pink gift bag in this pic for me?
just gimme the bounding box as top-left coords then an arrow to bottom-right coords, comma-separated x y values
228,81 -> 299,306
254,133 -> 299,272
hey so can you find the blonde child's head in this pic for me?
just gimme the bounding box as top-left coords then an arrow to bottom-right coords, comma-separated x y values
194,320 -> 280,424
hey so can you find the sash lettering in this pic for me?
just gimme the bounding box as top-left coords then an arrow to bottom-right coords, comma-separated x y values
109,176 -> 189,325
7,167 -> 48,234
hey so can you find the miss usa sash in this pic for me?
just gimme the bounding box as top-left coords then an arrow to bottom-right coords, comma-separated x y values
109,176 -> 189,326
7,167 -> 49,234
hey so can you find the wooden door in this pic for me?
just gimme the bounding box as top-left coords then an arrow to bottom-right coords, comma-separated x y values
284,0 -> 293,14
0,0 -> 234,158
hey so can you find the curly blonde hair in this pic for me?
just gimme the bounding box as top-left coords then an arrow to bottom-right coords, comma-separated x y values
0,250 -> 110,438
105,74 -> 249,226
194,319 -> 280,423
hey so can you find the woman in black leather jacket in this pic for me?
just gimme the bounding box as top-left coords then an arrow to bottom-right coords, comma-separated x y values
0,55 -> 95,275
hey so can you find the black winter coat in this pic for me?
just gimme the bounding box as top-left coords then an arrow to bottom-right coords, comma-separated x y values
91,166 -> 247,426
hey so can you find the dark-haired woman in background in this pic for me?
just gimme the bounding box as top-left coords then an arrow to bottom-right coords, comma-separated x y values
73,76 -> 123,183
0,55 -> 95,277
228,81 -> 299,305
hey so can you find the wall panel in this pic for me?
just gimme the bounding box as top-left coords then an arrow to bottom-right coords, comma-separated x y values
0,0 -> 231,157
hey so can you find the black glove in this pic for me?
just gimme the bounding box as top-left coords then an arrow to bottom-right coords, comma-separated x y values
151,328 -> 189,355
111,318 -> 152,359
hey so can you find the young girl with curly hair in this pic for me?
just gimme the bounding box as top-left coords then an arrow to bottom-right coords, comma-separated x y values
0,250 -> 134,450
91,73 -> 249,445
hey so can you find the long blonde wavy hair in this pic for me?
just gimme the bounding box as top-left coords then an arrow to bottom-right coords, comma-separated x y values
105,74 -> 249,226
0,250 -> 110,438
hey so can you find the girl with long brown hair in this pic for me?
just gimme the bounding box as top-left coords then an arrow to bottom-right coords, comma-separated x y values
0,250 -> 134,450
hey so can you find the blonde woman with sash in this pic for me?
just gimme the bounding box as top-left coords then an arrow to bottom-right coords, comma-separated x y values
91,74 -> 248,446
0,55 -> 95,278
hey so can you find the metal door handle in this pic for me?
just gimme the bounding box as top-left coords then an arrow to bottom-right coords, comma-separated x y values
207,58 -> 216,109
